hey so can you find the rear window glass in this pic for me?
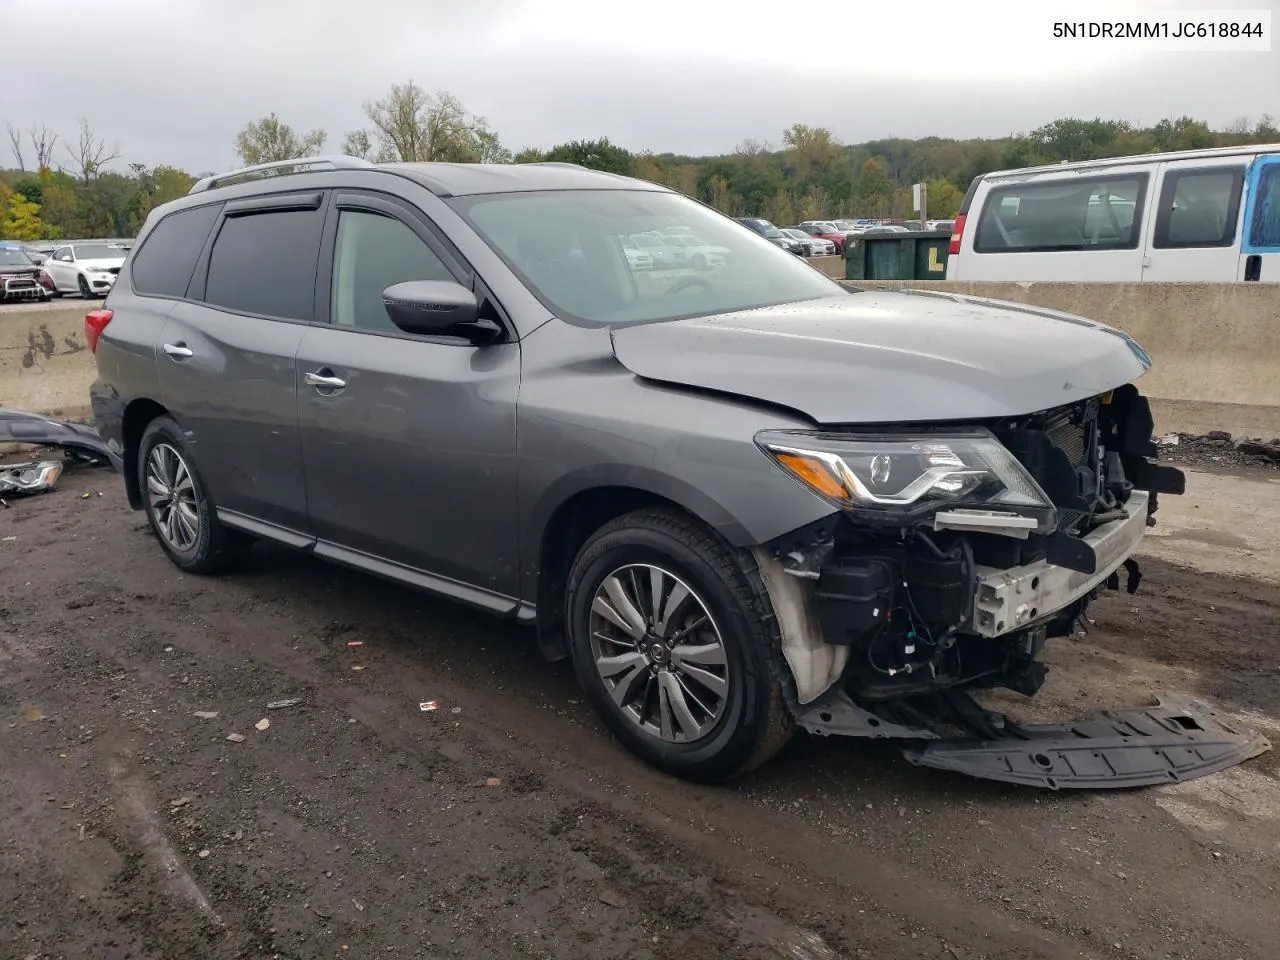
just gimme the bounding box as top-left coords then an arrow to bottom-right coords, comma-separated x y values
131,204 -> 221,298
974,174 -> 1148,253
204,208 -> 324,320
1153,166 -> 1244,249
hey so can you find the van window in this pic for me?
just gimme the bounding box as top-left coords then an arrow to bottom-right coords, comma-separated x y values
204,208 -> 325,320
1153,166 -> 1245,248
974,174 -> 1147,253
130,203 -> 221,298
1247,164 -> 1280,248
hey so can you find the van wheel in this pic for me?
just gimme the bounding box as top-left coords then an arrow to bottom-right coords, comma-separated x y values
137,416 -> 249,574
565,508 -> 794,782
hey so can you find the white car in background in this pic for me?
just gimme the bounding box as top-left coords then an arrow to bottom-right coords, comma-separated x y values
664,233 -> 731,270
782,228 -> 835,257
43,240 -> 130,298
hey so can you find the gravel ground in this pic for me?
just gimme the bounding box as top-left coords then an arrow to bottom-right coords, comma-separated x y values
1158,432 -> 1280,472
2,465 -> 1278,960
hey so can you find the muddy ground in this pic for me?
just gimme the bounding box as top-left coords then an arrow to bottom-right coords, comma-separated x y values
2,465 -> 1278,960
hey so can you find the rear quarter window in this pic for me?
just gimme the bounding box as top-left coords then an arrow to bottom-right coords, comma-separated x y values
130,203 -> 222,298
974,174 -> 1148,253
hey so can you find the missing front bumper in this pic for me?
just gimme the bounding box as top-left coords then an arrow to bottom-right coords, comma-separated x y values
902,694 -> 1270,790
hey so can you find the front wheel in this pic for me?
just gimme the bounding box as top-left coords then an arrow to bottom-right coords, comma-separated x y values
137,416 -> 249,574
565,508 -> 794,782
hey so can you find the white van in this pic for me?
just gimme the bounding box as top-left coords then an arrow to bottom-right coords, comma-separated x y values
946,144 -> 1280,282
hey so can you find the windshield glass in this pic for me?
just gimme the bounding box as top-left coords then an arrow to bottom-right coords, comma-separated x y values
0,248 -> 34,266
452,189 -> 842,326
75,242 -> 128,260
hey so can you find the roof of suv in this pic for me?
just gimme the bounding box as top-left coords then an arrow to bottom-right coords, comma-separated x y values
186,157 -> 667,200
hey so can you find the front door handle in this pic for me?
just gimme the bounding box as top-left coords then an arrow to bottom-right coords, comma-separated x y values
162,342 -> 193,360
304,370 -> 347,390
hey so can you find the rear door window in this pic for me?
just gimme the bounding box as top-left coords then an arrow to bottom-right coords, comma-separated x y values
204,206 -> 325,320
130,203 -> 222,298
1153,166 -> 1245,248
974,174 -> 1148,252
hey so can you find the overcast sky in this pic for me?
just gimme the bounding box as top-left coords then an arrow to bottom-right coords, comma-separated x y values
2,0 -> 1276,175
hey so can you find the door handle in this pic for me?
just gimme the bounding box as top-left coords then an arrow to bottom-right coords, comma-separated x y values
1244,254 -> 1262,282
304,370 -> 347,390
162,342 -> 193,359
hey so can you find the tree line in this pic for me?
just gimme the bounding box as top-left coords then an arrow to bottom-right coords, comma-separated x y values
3,82 -> 1277,241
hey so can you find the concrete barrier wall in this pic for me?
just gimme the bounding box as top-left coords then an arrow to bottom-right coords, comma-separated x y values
1,303 -> 95,420
4,282 -> 1277,438
848,281 -> 1280,439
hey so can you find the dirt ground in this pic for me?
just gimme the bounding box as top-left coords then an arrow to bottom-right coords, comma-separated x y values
2,463 -> 1278,960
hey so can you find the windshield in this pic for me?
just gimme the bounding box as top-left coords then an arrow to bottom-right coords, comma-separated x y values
452,189 -> 842,326
0,248 -> 34,267
74,242 -> 128,260
811,222 -> 838,232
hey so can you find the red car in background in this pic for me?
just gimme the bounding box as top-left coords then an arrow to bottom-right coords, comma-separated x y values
796,221 -> 847,254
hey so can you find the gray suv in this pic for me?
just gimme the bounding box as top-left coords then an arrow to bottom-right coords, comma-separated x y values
87,156 -> 1213,788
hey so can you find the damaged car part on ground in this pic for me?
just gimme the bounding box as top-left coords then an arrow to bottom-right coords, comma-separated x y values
84,156 -> 1269,789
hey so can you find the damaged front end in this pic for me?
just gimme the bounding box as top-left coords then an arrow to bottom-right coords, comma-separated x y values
754,385 -> 1270,789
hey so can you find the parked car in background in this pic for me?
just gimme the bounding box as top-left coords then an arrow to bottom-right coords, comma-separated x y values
947,143 -> 1280,283
629,231 -> 689,269
927,220 -> 955,233
782,228 -> 834,257
87,155 -> 1199,788
797,221 -> 847,253
663,233 -> 730,270
622,241 -> 654,271
0,243 -> 54,302
735,218 -> 805,255
23,243 -> 56,266
43,240 -> 130,298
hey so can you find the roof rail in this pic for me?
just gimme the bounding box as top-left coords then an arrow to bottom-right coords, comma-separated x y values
189,155 -> 374,194
529,161 -> 588,170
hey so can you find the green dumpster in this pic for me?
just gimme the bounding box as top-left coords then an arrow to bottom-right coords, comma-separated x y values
844,230 -> 949,281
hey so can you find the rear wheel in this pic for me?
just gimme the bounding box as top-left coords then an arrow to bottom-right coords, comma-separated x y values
565,508 -> 793,782
137,416 -> 249,574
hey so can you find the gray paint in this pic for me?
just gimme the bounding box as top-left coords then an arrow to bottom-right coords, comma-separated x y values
90,161 -> 1146,620
610,291 -> 1151,425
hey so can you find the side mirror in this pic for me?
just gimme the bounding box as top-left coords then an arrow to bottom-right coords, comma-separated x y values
381,280 -> 502,344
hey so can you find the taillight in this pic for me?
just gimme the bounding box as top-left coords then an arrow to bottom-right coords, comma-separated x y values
948,215 -> 966,256
85,309 -> 113,354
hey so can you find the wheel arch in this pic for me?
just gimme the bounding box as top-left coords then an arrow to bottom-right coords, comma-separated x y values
121,397 -> 171,509
529,468 -> 754,662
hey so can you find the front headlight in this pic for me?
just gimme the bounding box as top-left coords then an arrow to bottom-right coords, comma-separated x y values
756,429 -> 1056,530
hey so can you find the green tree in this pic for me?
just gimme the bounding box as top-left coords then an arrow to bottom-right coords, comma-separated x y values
512,147 -> 544,163
234,113 -> 327,165
363,83 -> 501,163
543,137 -> 635,174
2,193 -> 57,240
855,158 -> 893,217
782,124 -> 841,187
341,129 -> 375,161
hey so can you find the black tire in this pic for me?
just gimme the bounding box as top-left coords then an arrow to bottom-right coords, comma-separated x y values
136,415 -> 249,574
565,508 -> 794,782
77,274 -> 92,299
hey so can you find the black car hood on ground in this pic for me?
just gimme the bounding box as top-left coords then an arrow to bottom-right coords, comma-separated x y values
609,290 -> 1151,424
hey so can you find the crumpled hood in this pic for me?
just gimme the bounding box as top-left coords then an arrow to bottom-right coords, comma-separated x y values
609,290 -> 1151,424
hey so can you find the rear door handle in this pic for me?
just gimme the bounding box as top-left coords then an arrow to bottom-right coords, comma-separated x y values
1244,254 -> 1262,282
162,342 -> 193,360
303,370 -> 347,390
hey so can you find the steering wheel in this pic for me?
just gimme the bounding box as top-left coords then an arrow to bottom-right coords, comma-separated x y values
664,275 -> 713,296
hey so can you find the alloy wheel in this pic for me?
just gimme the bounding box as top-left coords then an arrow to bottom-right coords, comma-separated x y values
589,563 -> 730,744
146,443 -> 200,552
